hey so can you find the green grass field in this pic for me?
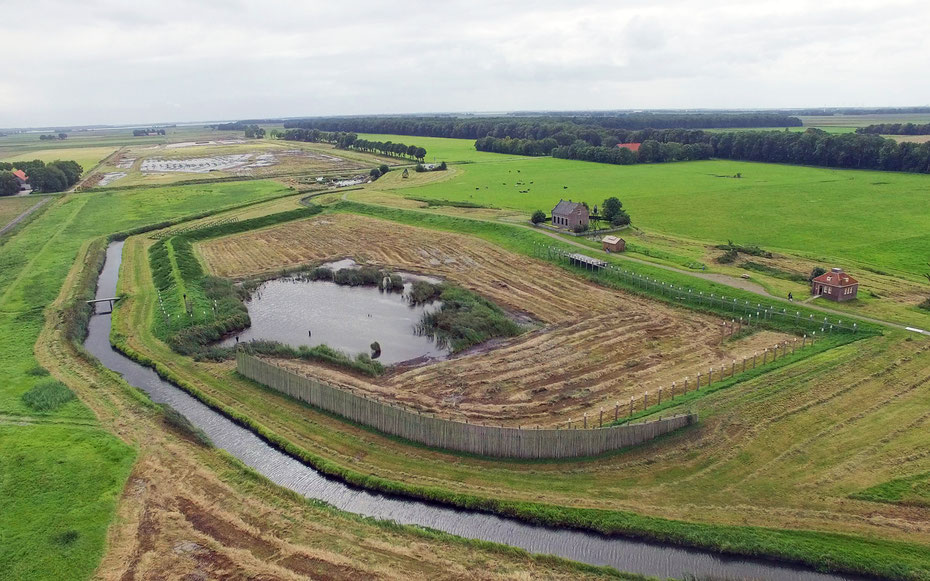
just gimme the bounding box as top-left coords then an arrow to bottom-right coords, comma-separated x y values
388,154 -> 930,279
0,424 -> 136,581
0,178 -> 291,581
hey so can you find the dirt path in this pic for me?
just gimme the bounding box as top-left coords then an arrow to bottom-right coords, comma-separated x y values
0,196 -> 51,238
521,223 -> 916,332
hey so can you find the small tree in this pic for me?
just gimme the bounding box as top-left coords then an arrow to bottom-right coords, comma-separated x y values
573,223 -> 589,234
0,172 -> 20,196
439,161 -> 447,170
602,197 -> 623,221
369,168 -> 381,179
379,164 -> 389,175
808,267 -> 827,282
531,210 -> 546,224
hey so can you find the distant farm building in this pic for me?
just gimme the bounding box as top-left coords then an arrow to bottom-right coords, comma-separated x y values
811,268 -> 858,302
551,199 -> 589,230
617,143 -> 642,153
602,235 -> 625,252
11,169 -> 28,190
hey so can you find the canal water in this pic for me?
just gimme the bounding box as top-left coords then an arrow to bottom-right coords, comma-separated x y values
220,277 -> 447,364
85,241 -> 865,581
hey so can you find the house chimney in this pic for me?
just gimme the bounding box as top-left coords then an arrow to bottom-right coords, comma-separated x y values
831,267 -> 842,273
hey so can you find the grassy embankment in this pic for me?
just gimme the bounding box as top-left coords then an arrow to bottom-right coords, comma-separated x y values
0,179 -> 291,581
110,204 -> 930,580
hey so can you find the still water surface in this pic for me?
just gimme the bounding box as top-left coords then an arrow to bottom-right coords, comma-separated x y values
221,277 -> 447,364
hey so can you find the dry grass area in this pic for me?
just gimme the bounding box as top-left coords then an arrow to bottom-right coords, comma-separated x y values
36,240 -> 615,581
198,214 -> 791,425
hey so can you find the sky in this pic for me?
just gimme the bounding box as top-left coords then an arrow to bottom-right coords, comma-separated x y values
1,0 -> 929,128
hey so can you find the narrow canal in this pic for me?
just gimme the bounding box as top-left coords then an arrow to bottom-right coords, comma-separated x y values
85,241 -> 865,581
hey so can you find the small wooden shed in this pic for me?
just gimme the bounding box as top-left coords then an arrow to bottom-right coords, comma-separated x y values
602,235 -> 625,252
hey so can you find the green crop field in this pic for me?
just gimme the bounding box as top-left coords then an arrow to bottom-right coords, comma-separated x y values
385,151 -> 930,279
1,146 -> 118,176
0,196 -> 44,229
356,133 -> 526,163
0,178 -> 291,581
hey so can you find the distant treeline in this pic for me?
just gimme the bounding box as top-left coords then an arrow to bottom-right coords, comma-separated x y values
478,129 -> 930,173
280,128 -> 427,161
857,123 -> 930,135
132,128 -> 167,136
281,113 -> 801,140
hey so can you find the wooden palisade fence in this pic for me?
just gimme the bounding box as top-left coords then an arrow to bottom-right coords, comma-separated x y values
237,353 -> 696,459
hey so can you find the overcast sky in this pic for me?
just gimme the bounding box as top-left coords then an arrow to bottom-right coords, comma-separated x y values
2,0 -> 929,127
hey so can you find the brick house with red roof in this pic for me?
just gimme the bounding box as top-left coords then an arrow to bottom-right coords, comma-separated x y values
11,169 -> 28,191
811,267 -> 858,302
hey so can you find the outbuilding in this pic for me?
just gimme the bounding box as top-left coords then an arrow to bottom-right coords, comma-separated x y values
616,142 -> 642,153
602,235 -> 625,252
551,199 -> 589,230
811,267 -> 858,302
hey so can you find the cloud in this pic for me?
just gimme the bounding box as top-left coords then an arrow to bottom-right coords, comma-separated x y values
1,0 -> 928,126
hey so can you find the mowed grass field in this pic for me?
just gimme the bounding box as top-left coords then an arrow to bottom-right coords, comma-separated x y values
385,148 -> 930,280
1,146 -> 118,176
0,179 -> 291,581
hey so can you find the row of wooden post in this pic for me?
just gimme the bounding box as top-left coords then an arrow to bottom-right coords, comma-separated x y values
562,333 -> 816,429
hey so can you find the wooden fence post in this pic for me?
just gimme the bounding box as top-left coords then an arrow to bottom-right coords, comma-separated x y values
696,373 -> 701,390
658,387 -> 663,405
742,357 -> 746,373
685,377 -> 689,393
599,408 -> 603,428
629,397 -> 634,417
615,402 -> 619,421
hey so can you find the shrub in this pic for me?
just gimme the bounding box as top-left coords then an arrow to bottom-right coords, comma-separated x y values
21,379 -> 76,412
159,403 -> 213,446
379,164 -> 389,175
240,340 -> 384,376
26,365 -> 50,377
809,266 -> 827,281
531,210 -> 546,224
417,285 -> 523,352
573,223 -> 589,234
717,248 -> 738,264
369,167 -> 381,179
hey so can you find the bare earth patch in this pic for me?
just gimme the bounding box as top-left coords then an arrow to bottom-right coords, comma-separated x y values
199,214 -> 792,426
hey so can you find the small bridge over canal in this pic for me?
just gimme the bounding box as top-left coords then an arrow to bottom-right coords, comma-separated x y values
87,296 -> 122,313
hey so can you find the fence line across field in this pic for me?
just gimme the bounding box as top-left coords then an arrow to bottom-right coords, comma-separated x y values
534,244 -> 860,335
237,354 -> 697,459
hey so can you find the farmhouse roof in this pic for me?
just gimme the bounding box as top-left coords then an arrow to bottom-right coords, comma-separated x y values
812,268 -> 858,286
617,142 -> 642,152
602,235 -> 623,245
552,199 -> 586,215
12,169 -> 27,181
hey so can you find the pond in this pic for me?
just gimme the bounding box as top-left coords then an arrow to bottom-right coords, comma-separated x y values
221,276 -> 449,365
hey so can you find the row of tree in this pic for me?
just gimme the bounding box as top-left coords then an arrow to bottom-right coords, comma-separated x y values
553,140 -> 713,165
132,128 -> 167,136
0,159 -> 83,194
39,133 -> 67,140
857,123 -> 930,135
282,113 -> 801,140
279,128 -> 428,161
477,135 -> 713,165
707,129 -> 930,172
479,128 -> 930,174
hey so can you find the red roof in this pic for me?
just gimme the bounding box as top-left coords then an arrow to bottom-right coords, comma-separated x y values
12,169 -> 27,181
812,269 -> 858,286
617,142 -> 642,152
